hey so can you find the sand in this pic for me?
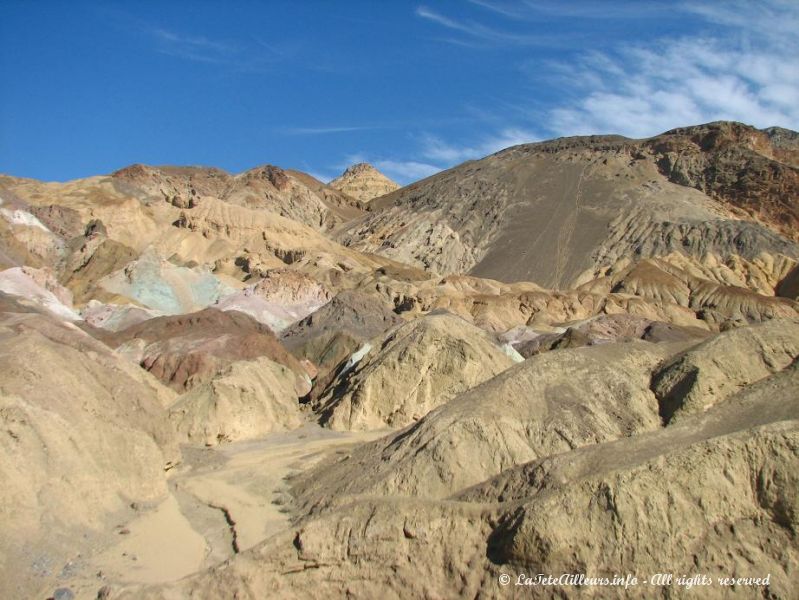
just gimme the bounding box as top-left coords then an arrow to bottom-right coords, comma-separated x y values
37,424 -> 387,599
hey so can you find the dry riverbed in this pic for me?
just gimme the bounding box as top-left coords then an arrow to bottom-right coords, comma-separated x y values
37,425 -> 386,599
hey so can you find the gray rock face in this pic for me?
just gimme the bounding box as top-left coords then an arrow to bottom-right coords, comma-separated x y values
339,122 -> 799,290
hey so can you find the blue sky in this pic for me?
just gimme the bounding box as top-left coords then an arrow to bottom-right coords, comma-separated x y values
1,1 -> 797,184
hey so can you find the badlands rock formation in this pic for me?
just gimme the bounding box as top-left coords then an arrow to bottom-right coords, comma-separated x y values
340,122 -> 798,290
100,308 -> 311,394
112,163 -> 364,231
0,121 -> 797,599
312,312 -> 518,430
281,289 -> 404,395
117,320 -> 799,600
168,356 -> 304,445
328,162 -> 400,202
0,299 -> 178,597
213,268 -> 331,332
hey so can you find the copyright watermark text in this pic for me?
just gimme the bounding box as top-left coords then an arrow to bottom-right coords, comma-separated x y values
497,572 -> 772,590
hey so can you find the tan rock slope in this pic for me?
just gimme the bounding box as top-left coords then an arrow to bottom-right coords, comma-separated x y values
111,163 -> 364,231
340,121 -> 799,290
280,289 -> 404,396
168,356 -> 304,445
0,298 -> 178,597
0,165 -> 385,308
119,320 -> 799,600
312,312 -> 518,430
328,162 -> 400,202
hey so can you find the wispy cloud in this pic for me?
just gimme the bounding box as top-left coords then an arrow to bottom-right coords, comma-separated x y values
151,28 -> 238,64
282,125 -> 380,135
375,160 -> 441,182
546,14 -> 799,138
146,26 -> 285,72
468,0 -> 680,21
518,1 -> 674,20
415,5 -> 557,46
421,128 -> 538,163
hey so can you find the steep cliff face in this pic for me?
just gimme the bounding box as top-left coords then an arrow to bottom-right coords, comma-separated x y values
646,122 -> 799,239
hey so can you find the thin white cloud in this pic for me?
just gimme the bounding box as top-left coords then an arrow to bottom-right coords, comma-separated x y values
519,0 -> 674,20
680,0 -> 799,37
547,27 -> 799,138
152,28 -> 237,64
466,0 -> 527,19
469,0 -> 677,21
421,128 -> 539,163
283,125 -> 378,135
375,160 -> 441,182
415,5 -> 557,46
148,26 -> 283,72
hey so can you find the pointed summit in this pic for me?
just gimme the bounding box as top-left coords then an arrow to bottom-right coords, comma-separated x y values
329,162 -> 400,202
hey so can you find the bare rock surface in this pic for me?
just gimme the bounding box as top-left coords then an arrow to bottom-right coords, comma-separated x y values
116,323 -> 799,600
213,269 -> 331,332
295,341 -> 672,502
0,266 -> 79,321
328,163 -> 400,202
340,122 -> 799,290
111,163 -> 364,232
169,357 -> 305,445
515,313 -> 710,357
2,121 -> 799,599
0,307 -> 177,597
102,308 -> 311,395
652,318 -> 799,423
313,312 -> 517,430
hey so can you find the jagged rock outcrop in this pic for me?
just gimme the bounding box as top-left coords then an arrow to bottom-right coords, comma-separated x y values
647,121 -> 799,239
296,341 -> 672,502
652,319 -> 799,424
279,289 -> 404,400
281,289 -> 403,365
1,167 -> 382,294
313,312 -> 517,430
328,163 -> 400,202
60,232 -> 140,306
111,163 -> 364,231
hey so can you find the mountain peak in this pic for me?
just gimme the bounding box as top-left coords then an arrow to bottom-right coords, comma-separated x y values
329,162 -> 399,202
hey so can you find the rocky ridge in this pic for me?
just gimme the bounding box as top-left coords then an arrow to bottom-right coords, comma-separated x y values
328,162 -> 400,202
